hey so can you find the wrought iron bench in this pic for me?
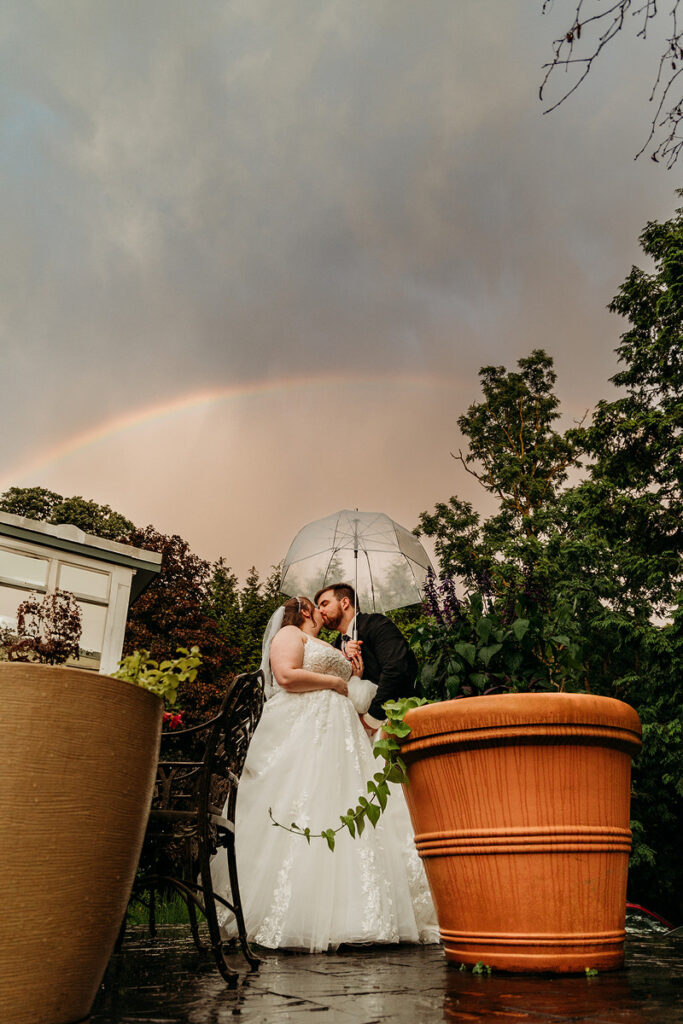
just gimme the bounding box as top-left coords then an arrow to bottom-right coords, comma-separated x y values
122,669 -> 265,986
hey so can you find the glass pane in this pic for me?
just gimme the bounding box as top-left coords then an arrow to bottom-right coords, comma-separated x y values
78,602 -> 107,654
0,584 -> 35,628
0,548 -> 48,588
72,650 -> 101,670
59,563 -> 110,601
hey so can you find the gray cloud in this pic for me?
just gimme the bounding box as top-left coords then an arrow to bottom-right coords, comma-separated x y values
0,1 -> 678,571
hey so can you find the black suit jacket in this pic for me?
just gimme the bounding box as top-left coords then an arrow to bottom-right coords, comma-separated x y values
334,612 -> 419,721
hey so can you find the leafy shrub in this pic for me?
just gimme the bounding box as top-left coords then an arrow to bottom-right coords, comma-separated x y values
412,569 -> 585,701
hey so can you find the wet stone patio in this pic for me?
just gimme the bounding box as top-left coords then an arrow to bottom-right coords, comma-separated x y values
90,925 -> 682,1024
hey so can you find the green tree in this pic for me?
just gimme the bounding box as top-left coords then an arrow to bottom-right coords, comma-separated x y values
573,196 -> 683,617
0,486 -> 135,541
564,198 -> 683,919
51,495 -> 135,541
417,349 -> 582,600
206,563 -> 282,674
606,604 -> 683,920
415,210 -> 683,915
0,486 -> 62,521
123,527 -> 238,724
206,558 -> 242,653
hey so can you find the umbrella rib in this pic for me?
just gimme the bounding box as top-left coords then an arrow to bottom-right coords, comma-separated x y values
323,547 -> 342,590
404,555 -> 423,599
331,515 -> 344,554
392,521 -> 423,595
363,547 -> 376,612
285,543 -> 345,563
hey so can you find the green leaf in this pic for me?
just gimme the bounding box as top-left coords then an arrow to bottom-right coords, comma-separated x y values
324,830 -> 335,852
382,696 -> 409,712
454,642 -> 476,666
512,618 -> 530,641
388,720 -> 411,738
552,634 -> 571,647
366,779 -> 389,812
478,643 -> 503,668
340,814 -> 355,838
366,803 -> 381,827
476,618 -> 493,642
505,651 -> 524,676
420,661 -> 438,686
387,761 -> 408,784
468,673 -> 488,691
373,738 -> 399,760
446,675 -> 460,698
339,811 -> 356,835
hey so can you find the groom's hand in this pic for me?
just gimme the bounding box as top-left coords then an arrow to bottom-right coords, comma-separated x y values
350,651 -> 364,676
345,639 -> 362,660
359,714 -> 376,736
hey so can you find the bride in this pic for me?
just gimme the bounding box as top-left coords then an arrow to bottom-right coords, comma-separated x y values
212,595 -> 438,952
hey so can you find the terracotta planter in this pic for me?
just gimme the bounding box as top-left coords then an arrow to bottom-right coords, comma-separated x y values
401,693 -> 642,973
0,663 -> 163,1024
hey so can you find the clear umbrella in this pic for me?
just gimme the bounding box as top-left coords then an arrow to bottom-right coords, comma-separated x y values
280,509 -> 433,627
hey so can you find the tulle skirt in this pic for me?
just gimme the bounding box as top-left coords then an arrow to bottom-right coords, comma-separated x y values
211,687 -> 439,951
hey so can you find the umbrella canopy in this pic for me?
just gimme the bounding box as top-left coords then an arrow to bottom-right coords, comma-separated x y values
280,509 -> 433,613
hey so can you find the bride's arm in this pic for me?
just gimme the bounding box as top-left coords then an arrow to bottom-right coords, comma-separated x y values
270,627 -> 348,696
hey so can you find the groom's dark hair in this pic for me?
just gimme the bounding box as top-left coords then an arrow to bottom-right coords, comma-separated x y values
314,583 -> 359,611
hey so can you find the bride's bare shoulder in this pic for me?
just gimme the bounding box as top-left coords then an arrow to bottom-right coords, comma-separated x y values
271,625 -> 304,649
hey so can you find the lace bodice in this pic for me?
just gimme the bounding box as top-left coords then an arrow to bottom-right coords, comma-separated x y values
301,637 -> 352,679
269,634 -> 376,714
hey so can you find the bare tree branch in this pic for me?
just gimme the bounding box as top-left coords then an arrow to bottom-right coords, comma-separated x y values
541,0 -> 683,165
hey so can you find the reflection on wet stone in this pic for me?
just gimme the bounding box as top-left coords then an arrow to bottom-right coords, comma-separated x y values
90,927 -> 683,1024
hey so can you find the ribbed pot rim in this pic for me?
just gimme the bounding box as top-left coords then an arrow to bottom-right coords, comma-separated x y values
0,661 -> 162,713
403,692 -> 641,743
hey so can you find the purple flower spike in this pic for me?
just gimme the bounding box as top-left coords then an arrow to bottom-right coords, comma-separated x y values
423,567 -> 444,623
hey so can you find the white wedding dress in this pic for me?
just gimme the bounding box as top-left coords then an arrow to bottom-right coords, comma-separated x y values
212,635 -> 439,951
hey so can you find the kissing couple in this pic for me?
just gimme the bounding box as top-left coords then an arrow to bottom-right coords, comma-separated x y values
212,583 -> 439,952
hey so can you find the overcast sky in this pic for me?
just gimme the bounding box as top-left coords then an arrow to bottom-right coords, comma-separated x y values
0,1 -> 678,579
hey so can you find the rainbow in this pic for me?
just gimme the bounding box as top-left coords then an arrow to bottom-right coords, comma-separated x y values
0,370 -> 459,489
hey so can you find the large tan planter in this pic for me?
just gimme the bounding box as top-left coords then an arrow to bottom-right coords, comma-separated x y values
401,693 -> 642,973
0,663 -> 163,1024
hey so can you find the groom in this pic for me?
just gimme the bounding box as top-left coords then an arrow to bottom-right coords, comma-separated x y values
314,582 -> 419,732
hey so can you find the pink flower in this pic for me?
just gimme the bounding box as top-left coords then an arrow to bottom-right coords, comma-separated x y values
162,711 -> 185,731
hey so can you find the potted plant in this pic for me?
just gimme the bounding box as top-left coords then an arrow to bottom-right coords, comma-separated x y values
0,592 -> 200,1024
398,572 -> 642,973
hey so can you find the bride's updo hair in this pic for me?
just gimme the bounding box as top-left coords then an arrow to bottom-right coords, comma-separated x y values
281,596 -> 314,629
